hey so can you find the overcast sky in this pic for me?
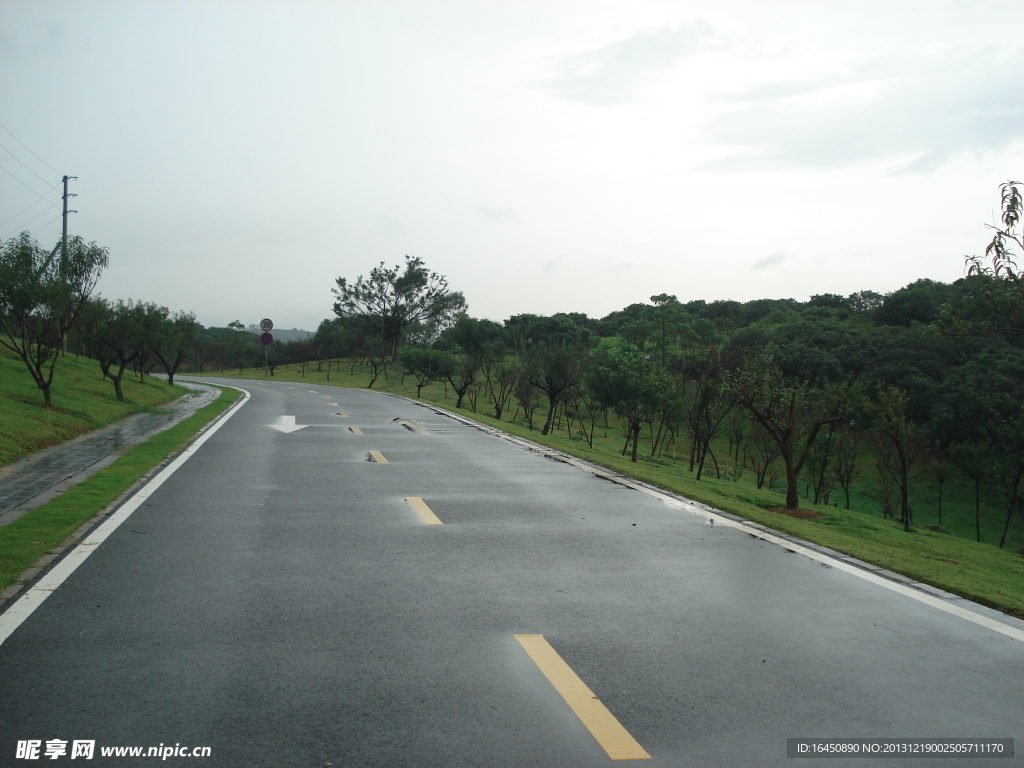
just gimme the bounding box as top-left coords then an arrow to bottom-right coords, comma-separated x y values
1,1 -> 1021,331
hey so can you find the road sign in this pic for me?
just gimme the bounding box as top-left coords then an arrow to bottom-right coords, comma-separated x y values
259,332 -> 274,346
259,318 -> 273,332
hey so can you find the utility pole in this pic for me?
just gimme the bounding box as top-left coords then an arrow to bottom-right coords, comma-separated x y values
48,175 -> 78,260
61,175 -> 78,258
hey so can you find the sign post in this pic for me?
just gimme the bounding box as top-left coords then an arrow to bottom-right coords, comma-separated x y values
259,319 -> 274,375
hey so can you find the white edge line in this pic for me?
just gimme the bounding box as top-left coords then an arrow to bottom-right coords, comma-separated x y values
384,393 -> 1024,643
0,385 -> 251,648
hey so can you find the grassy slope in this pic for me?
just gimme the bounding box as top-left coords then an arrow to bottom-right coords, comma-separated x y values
0,345 -> 186,467
0,386 -> 241,593
215,362 -> 1024,619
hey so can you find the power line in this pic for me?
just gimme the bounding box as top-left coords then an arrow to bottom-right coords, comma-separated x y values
0,161 -> 60,235
0,120 -> 59,176
0,141 -> 60,191
1,209 -> 64,243
1,204 -> 61,240
34,211 -> 64,234
0,161 -> 55,201
0,196 -> 57,231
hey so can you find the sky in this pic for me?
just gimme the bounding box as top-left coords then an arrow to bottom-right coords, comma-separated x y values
1,1 -> 1022,331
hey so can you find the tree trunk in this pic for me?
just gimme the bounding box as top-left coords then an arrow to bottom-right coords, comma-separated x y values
695,441 -> 708,480
631,422 -> 640,463
540,395 -> 557,435
782,448 -> 799,509
974,477 -> 981,543
998,462 -> 1023,549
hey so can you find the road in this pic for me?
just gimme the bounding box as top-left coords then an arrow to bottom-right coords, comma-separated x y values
1,378 -> 1021,767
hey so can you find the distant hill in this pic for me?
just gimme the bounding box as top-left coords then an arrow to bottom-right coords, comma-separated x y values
246,326 -> 313,343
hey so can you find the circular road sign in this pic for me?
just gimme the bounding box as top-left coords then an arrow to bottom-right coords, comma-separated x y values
259,318 -> 274,332
259,332 -> 274,346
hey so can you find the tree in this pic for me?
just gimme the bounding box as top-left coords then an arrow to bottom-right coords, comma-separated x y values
132,301 -> 167,384
948,442 -> 991,543
399,347 -> 452,398
151,310 -> 201,385
513,373 -> 542,430
648,293 -> 686,369
529,342 -> 586,436
331,256 -> 466,361
933,349 -> 1024,546
227,320 -> 256,373
867,387 -> 928,532
677,346 -> 733,480
728,354 -> 858,510
832,428 -> 862,510
487,361 -> 518,420
0,232 -> 108,406
934,180 -> 1024,335
443,353 -> 478,408
80,298 -> 145,402
586,344 -> 668,463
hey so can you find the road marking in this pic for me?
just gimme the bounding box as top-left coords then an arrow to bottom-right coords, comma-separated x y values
405,497 -> 443,525
330,402 -> 339,406
393,417 -> 434,435
514,634 -> 650,761
267,415 -> 308,434
324,396 -> 332,399
350,427 -> 363,434
0,386 -> 252,648
369,451 -> 388,463
308,390 -> 318,393
336,412 -> 348,417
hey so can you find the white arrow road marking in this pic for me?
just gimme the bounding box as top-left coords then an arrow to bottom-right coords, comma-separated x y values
267,415 -> 309,434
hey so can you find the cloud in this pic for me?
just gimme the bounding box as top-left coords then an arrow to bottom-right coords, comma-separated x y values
542,257 -> 562,271
540,20 -> 724,105
476,205 -> 520,224
700,48 -> 1024,172
753,252 -> 787,270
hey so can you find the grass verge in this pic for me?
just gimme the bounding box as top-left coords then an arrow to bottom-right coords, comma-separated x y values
0,386 -> 242,595
214,364 -> 1024,619
0,345 -> 187,467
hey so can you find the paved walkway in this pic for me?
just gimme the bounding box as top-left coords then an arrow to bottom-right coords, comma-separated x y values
0,382 -> 219,527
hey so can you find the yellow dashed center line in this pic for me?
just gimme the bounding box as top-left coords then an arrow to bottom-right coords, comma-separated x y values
350,427 -> 363,434
513,634 -> 651,761
405,497 -> 443,525
336,412 -> 348,417
330,402 -> 339,406
369,450 -> 388,463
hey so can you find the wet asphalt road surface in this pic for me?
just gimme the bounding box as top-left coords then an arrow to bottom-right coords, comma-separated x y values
0,379 -> 1021,767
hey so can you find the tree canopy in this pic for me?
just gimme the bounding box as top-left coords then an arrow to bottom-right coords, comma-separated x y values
0,232 -> 108,406
331,256 -> 466,360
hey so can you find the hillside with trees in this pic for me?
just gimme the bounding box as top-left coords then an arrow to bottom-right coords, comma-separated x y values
4,183 -> 1022,559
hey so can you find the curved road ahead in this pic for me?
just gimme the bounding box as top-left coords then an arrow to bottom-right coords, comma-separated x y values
1,379 -> 1021,767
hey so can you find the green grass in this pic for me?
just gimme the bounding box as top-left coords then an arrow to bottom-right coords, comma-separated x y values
215,361 -> 1024,619
0,386 -> 241,594
0,344 -> 187,467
